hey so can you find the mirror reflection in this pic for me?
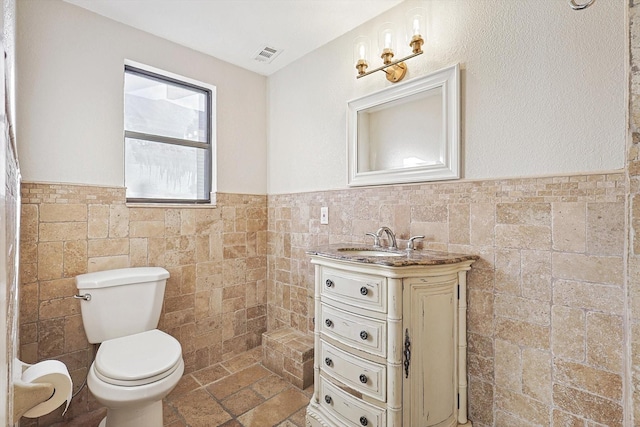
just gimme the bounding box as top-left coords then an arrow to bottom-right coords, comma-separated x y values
357,86 -> 443,173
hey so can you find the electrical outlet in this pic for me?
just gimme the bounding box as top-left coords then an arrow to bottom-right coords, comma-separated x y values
320,206 -> 329,225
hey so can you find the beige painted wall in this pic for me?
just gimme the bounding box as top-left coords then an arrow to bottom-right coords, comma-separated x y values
16,0 -> 267,195
267,0 -> 626,194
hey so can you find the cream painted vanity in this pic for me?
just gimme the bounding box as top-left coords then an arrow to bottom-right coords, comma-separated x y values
305,245 -> 478,427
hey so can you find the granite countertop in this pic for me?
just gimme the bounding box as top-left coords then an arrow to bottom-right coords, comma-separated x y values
307,244 -> 479,267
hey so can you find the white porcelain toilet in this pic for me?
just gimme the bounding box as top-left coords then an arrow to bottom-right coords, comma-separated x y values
75,267 -> 184,427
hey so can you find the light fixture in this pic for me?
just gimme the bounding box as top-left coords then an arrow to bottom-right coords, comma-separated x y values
355,8 -> 426,83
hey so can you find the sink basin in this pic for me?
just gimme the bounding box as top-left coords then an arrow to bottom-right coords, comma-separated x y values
337,249 -> 405,257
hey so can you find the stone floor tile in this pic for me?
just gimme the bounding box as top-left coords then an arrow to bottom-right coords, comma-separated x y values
221,388 -> 266,416
221,351 -> 261,373
166,374 -> 201,401
251,374 -> 290,399
236,388 -> 309,427
171,388 -> 233,427
206,364 -> 271,399
288,407 -> 308,426
191,363 -> 232,386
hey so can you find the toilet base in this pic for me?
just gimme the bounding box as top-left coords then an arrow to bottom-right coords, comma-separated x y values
98,400 -> 163,427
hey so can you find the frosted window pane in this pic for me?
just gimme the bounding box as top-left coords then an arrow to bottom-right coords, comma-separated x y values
125,138 -> 208,200
124,71 -> 207,143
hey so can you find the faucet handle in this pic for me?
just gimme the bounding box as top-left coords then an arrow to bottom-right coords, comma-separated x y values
365,232 -> 382,248
406,235 -> 425,251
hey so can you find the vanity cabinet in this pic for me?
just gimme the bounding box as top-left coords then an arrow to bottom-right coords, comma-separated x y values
305,249 -> 476,427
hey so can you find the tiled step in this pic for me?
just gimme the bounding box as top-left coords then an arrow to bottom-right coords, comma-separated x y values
262,327 -> 314,389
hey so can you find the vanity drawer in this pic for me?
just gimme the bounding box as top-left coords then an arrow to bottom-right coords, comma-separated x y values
319,376 -> 386,427
320,304 -> 386,358
320,341 -> 386,402
321,268 -> 386,313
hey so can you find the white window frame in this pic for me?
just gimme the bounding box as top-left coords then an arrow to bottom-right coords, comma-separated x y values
124,60 -> 217,204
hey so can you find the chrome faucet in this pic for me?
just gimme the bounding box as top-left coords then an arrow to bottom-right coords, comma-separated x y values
376,226 -> 397,250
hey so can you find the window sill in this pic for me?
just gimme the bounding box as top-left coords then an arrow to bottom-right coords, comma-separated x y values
125,202 -> 217,209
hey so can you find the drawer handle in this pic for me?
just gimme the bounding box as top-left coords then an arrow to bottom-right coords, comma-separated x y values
325,279 -> 334,288
324,395 -> 332,404
360,286 -> 368,296
325,319 -> 333,327
360,330 -> 368,340
360,416 -> 369,426
325,357 -> 333,367
359,374 -> 368,384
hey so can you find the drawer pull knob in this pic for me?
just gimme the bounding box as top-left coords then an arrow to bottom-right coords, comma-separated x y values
360,286 -> 368,296
325,279 -> 334,288
360,416 -> 369,426
325,357 -> 333,367
360,330 -> 368,340
324,395 -> 332,404
359,374 -> 368,384
325,319 -> 333,327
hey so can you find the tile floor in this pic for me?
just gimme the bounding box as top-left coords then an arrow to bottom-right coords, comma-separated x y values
53,347 -> 314,427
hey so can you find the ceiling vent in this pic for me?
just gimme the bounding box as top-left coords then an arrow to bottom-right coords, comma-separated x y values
253,46 -> 282,64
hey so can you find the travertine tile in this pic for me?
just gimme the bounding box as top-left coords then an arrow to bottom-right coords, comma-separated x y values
449,203 -> 470,244
87,238 -> 129,257
553,383 -> 623,426
494,387 -> 550,426
495,224 -> 551,250
87,205 -> 109,239
40,203 -> 86,222
551,305 -> 585,361
206,364 -> 271,399
586,312 -> 623,372
494,339 -> 521,391
469,203 -> 495,246
552,202 -> 586,252
38,241 -> 64,280
554,358 -> 622,401
63,240 -> 87,277
521,250 -> 552,301
522,348 -> 551,404
494,294 -> 550,326
40,222 -> 87,242
495,317 -> 549,350
586,202 -> 624,256
108,204 -> 129,238
170,388 -> 232,427
220,388 -> 265,417
554,279 -> 624,315
552,252 -> 623,286
494,248 -> 521,295
236,388 -> 308,427
496,203 -> 551,226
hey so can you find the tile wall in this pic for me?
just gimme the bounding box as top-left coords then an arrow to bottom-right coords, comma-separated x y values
18,183 -> 267,426
267,173 -> 626,426
630,2 -> 640,425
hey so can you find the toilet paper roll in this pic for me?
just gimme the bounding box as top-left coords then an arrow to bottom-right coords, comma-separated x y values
21,360 -> 73,418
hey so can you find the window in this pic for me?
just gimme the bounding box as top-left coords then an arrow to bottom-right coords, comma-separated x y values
124,65 -> 213,203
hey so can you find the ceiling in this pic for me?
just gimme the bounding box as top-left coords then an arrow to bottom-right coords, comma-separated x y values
63,0 -> 404,76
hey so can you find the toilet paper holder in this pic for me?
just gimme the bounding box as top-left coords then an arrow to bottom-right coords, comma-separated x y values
12,358 -> 73,422
13,359 -> 55,421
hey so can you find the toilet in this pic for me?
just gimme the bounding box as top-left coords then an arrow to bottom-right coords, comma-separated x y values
75,267 -> 184,427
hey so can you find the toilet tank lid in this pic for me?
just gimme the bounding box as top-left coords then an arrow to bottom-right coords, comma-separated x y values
75,267 -> 170,289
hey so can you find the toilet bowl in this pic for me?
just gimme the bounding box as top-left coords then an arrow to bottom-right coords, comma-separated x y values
75,267 -> 183,427
88,330 -> 184,427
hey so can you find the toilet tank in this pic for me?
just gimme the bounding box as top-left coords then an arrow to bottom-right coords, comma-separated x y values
75,267 -> 170,343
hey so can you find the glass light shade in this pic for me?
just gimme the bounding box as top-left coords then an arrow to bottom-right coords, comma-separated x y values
353,36 -> 371,63
406,8 -> 426,39
377,22 -> 396,53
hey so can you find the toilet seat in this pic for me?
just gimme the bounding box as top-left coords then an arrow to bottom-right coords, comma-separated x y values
94,329 -> 182,387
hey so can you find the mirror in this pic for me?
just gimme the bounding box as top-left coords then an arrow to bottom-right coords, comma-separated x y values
348,64 -> 460,187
